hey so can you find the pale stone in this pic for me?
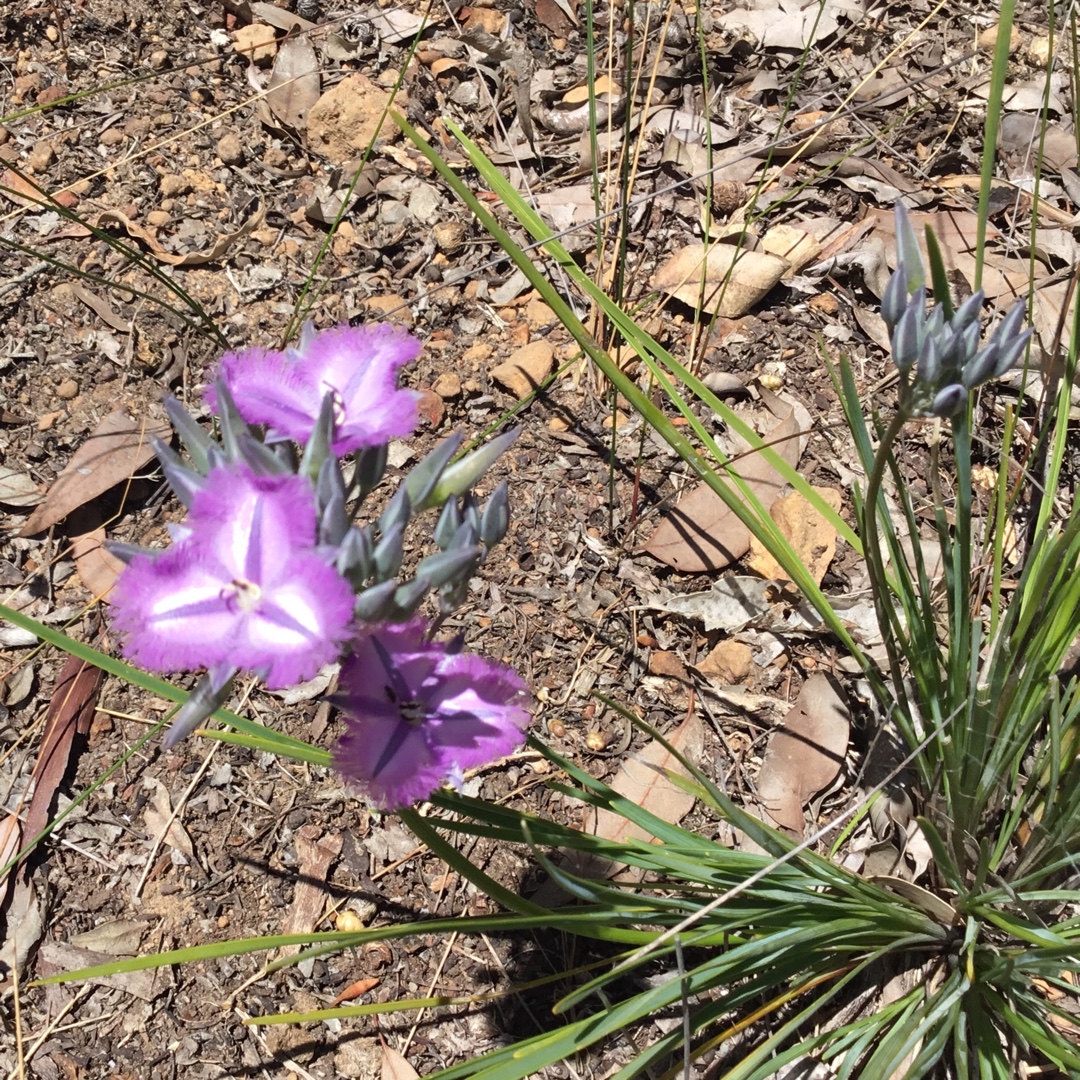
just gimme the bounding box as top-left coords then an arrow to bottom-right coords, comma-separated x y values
433,372 -> 461,399
699,639 -> 754,685
491,341 -> 554,397
306,74 -> 397,166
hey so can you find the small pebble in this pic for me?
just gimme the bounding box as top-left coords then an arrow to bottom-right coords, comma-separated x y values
159,173 -> 191,198
29,140 -> 56,171
56,379 -> 78,400
432,372 -> 461,399
216,132 -> 245,166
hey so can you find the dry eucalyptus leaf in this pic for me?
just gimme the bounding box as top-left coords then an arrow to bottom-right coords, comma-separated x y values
69,919 -> 146,955
0,464 -> 42,507
20,409 -> 171,536
746,486 -> 842,585
266,32 -> 321,131
647,576 -> 776,632
143,778 -> 194,859
382,1045 -> 421,1080
651,242 -> 789,317
643,408 -> 801,572
568,715 -> 704,883
761,223 -> 821,274
756,673 -> 849,836
71,523 -> 125,602
91,203 -> 265,267
716,0 -> 841,49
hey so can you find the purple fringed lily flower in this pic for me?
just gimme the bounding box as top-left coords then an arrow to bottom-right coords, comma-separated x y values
334,619 -> 530,810
207,323 -> 423,456
111,462 -> 354,688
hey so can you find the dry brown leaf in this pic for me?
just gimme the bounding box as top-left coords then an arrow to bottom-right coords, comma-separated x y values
22,654 -> 101,852
0,167 -> 48,209
71,523 -> 125,602
577,714 -> 704,881
761,223 -> 821,274
277,826 -> 343,959
382,1045 -> 420,1080
643,408 -> 801,572
36,941 -> 172,1001
865,205 -> 997,275
265,32 -> 321,131
90,203 -> 265,267
562,74 -> 620,104
143,778 -> 195,859
0,463 -> 42,507
20,409 -> 171,536
651,242 -> 789,317
747,486 -> 842,585
332,977 -> 380,1006
756,674 -> 848,836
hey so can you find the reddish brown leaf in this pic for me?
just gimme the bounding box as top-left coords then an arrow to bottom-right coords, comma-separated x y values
575,715 -> 704,881
69,507 -> 125,596
643,410 -> 801,572
20,654 -> 102,865
756,674 -> 849,836
331,976 -> 380,1006
20,409 -> 171,536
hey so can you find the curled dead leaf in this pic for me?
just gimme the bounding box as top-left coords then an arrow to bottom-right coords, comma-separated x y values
20,409 -> 171,536
90,203 -> 265,267
651,242 -> 789,317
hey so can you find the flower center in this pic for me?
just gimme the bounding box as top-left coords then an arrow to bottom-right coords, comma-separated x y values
386,685 -> 426,725
223,577 -> 262,612
319,382 -> 348,427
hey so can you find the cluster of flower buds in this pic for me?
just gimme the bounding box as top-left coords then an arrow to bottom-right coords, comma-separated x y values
109,322 -> 529,809
880,203 -> 1033,418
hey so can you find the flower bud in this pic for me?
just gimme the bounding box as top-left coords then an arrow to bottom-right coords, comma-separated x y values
480,481 -> 511,548
420,427 -> 520,509
154,437 -> 204,508
881,266 -> 909,330
415,545 -> 483,591
354,442 -> 389,499
378,483 -> 411,537
299,390 -> 336,482
891,289 -> 925,371
404,431 -> 466,507
434,497 -> 463,550
164,396 -> 213,475
354,579 -> 398,621
930,383 -> 967,417
389,577 -> 431,619
317,456 -> 349,546
950,289 -> 985,332
372,520 -> 406,580
337,525 -> 374,587
916,334 -> 941,386
894,202 -> 926,293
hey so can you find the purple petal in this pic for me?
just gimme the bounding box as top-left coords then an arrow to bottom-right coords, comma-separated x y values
335,704 -> 448,809
207,348 -> 320,442
187,465 -> 320,576
206,323 -> 423,454
112,463 -> 354,686
333,620 -> 530,810
300,324 -> 423,455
